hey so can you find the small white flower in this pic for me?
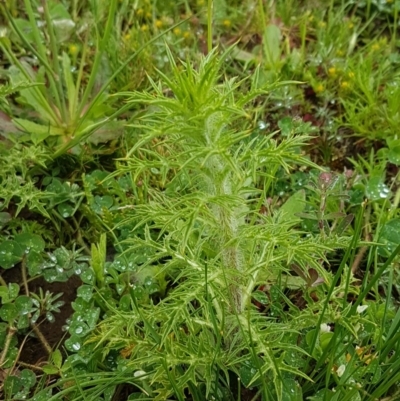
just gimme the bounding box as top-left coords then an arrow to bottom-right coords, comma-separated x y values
337,364 -> 346,377
320,323 -> 331,333
133,370 -> 147,379
357,305 -> 368,314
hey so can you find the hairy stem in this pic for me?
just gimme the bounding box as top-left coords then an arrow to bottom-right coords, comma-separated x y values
203,115 -> 246,314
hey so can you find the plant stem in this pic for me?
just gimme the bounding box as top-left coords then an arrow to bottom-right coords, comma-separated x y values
32,323 -> 53,355
257,0 -> 267,31
72,216 -> 91,255
21,255 -> 29,296
21,257 -> 52,355
204,147 -> 245,313
207,0 -> 213,53
17,361 -> 45,372
0,326 -> 17,366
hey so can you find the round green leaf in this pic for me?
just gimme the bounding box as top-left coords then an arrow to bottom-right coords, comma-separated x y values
95,195 -> 113,208
8,283 -> 20,300
52,349 -> 63,368
80,269 -> 95,284
0,322 -> 8,333
71,298 -> 90,312
349,188 -> 364,205
4,375 -> 22,397
84,307 -> 100,329
116,283 -> 126,295
46,178 -> 65,195
17,314 -> 30,329
0,283 -> 20,303
145,282 -> 159,295
0,240 -> 24,269
252,290 -> 269,305
20,369 -> 36,389
43,268 -> 64,283
42,364 -> 60,375
119,294 -> 131,312
278,116 -> 294,136
65,334 -> 82,352
14,295 -> 33,315
14,233 -> 45,253
282,378 -> 302,401
320,332 -> 334,350
0,287 -> 8,302
31,389 -> 53,401
0,304 -> 18,322
27,250 -> 44,276
308,389 -> 335,401
379,219 -> 400,243
77,285 -> 93,302
0,346 -> 18,368
365,177 -> 390,201
387,139 -> 400,165
86,170 -> 109,189
378,219 -> 400,257
239,363 -> 258,388
388,148 -> 400,165
57,203 -> 74,218
91,195 -> 113,214
69,320 -> 90,337
53,247 -> 70,265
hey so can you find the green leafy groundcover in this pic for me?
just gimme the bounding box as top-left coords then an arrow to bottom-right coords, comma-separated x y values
1,1 -> 400,401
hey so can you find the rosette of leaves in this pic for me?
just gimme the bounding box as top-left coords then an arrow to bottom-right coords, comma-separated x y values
0,0 -> 124,155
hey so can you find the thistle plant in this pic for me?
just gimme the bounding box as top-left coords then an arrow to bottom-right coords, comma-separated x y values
62,49 -> 352,400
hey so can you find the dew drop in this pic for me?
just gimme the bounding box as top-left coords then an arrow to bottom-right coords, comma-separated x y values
75,326 -> 83,334
72,342 -> 81,351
